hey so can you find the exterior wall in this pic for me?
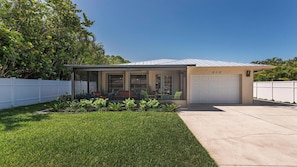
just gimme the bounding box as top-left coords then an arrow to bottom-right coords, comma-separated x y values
187,67 -> 254,104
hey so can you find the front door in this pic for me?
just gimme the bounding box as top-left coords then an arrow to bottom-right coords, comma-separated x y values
155,74 -> 173,95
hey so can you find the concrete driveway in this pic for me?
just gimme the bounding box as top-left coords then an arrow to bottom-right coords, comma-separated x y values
178,101 -> 297,167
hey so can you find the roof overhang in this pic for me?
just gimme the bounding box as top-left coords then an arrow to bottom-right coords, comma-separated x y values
64,64 -> 191,72
64,64 -> 274,72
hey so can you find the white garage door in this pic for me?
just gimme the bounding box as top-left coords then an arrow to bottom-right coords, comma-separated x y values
190,75 -> 240,103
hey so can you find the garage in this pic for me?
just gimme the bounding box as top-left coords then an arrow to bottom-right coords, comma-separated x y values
190,75 -> 241,103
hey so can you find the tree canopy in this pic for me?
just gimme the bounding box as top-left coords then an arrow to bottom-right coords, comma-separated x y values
0,0 -> 129,80
252,57 -> 297,81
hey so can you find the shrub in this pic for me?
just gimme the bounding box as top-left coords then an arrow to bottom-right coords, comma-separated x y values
108,102 -> 122,111
93,98 -> 108,111
68,101 -> 81,112
147,99 -> 160,109
56,94 -> 71,103
52,94 -> 71,112
80,99 -> 95,111
138,100 -> 147,111
161,103 -> 180,112
123,98 -> 137,111
52,102 -> 68,112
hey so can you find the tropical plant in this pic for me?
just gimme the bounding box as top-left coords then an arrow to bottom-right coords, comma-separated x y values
69,101 -> 82,112
147,99 -> 160,109
161,103 -> 181,112
52,102 -> 69,112
123,98 -> 137,111
93,98 -> 108,111
79,99 -> 94,111
138,100 -> 147,111
108,102 -> 122,111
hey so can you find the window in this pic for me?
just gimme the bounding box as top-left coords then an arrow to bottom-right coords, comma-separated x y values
108,75 -> 124,93
130,75 -> 147,93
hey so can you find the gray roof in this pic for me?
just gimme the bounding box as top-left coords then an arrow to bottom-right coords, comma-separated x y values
122,58 -> 266,67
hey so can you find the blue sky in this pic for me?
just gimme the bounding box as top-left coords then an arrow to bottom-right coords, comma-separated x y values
73,0 -> 297,63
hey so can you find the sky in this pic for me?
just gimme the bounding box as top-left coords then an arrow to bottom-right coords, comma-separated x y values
73,0 -> 297,63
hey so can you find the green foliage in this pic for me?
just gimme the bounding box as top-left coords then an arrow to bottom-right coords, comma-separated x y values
51,94 -> 71,111
79,99 -> 95,111
161,103 -> 181,112
252,57 -> 297,81
147,99 -> 160,109
138,99 -> 147,111
123,98 -> 137,111
0,0 -> 129,79
52,102 -> 68,112
93,98 -> 108,111
108,102 -> 122,111
56,94 -> 72,103
69,101 -> 82,112
51,98 -> 162,112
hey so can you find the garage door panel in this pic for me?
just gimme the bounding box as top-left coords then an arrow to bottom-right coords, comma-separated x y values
190,75 -> 240,103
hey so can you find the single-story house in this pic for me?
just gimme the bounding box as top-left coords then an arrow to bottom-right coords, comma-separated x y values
65,58 -> 273,107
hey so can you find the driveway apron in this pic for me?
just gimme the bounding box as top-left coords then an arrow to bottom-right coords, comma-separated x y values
178,104 -> 297,167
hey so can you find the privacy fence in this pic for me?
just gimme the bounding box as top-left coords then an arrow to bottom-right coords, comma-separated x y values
0,78 -> 71,110
253,81 -> 297,103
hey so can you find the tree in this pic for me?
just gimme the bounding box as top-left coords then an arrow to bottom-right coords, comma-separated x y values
1,0 -> 128,80
252,57 -> 297,81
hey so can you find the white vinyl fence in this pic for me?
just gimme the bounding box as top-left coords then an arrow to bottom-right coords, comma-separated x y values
0,78 -> 71,110
254,81 -> 297,103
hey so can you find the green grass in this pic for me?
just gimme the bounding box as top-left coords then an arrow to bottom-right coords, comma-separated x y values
0,103 -> 217,167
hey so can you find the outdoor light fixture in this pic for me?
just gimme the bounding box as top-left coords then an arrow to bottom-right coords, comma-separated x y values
246,70 -> 251,77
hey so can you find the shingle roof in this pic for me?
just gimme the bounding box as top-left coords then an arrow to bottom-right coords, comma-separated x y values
123,58 -> 265,67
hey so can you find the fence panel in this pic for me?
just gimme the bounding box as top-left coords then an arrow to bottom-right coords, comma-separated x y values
254,81 -> 297,103
254,82 -> 273,100
0,78 -> 71,110
0,78 -> 13,109
14,78 -> 40,107
272,81 -> 294,103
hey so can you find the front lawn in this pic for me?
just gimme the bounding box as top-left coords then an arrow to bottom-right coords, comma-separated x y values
0,103 -> 217,167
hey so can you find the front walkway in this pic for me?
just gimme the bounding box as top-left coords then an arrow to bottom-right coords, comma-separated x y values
178,102 -> 297,166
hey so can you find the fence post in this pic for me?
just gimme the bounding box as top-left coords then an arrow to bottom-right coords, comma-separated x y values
11,77 -> 16,107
